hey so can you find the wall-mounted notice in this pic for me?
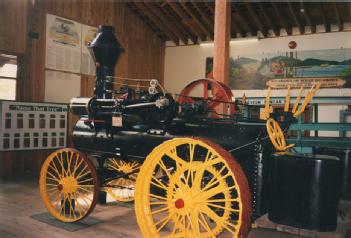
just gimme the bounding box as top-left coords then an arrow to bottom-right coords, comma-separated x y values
0,100 -> 68,151
45,70 -> 81,103
46,14 -> 82,73
81,24 -> 98,76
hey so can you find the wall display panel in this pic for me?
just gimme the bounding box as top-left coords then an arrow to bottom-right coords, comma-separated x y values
0,100 -> 68,151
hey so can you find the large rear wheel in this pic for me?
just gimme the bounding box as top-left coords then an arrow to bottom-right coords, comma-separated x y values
135,138 -> 252,238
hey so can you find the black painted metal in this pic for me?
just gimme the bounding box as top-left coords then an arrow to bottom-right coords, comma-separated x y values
69,25 -> 341,229
88,25 -> 124,99
313,147 -> 351,200
269,153 -> 340,231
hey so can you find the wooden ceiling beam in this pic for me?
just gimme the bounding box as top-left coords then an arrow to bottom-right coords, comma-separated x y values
191,1 -> 214,33
231,14 -> 245,37
145,2 -> 188,44
287,2 -> 304,34
180,1 -> 213,40
257,2 -> 279,36
271,1 -> 291,35
320,3 -> 331,32
300,2 -> 316,33
245,2 -> 268,37
333,2 -> 343,31
132,2 -> 179,45
160,4 -> 198,44
167,1 -> 206,41
232,4 -> 255,35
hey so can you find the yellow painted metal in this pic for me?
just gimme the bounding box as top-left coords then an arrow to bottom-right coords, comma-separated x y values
263,87 -> 272,120
284,85 -> 291,112
293,84 -> 320,117
266,118 -> 295,151
39,148 -> 98,222
135,138 -> 245,238
105,159 -> 140,202
292,86 -> 304,113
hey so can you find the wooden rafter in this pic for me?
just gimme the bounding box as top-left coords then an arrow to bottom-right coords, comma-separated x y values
333,2 -> 343,31
160,4 -> 197,43
257,2 -> 279,36
245,3 -> 268,37
320,3 -> 330,32
145,2 -> 188,44
300,2 -> 316,33
167,1 -> 206,41
271,1 -> 291,35
287,2 -> 304,34
231,14 -> 245,37
232,4 -> 254,35
132,2 -> 179,44
180,1 -> 213,39
191,2 -> 214,33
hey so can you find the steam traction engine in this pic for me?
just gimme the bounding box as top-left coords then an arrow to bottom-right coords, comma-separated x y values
39,26 -> 320,238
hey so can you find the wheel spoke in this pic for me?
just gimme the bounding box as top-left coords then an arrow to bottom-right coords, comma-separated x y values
149,206 -> 170,215
155,212 -> 175,232
198,212 -> 215,238
149,193 -> 167,201
207,202 -> 239,213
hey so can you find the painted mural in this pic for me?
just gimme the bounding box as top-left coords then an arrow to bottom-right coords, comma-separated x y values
206,48 -> 351,89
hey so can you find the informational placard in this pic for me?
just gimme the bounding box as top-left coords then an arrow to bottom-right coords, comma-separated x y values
81,24 -> 98,76
45,14 -> 82,73
45,70 -> 81,103
0,100 -> 68,151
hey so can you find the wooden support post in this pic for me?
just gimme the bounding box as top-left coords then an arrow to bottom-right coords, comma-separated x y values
213,0 -> 231,85
213,0 -> 231,115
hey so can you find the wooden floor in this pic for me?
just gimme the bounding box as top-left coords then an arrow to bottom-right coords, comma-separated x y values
0,177 -> 347,238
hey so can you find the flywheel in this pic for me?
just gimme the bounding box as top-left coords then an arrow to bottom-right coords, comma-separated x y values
178,78 -> 235,117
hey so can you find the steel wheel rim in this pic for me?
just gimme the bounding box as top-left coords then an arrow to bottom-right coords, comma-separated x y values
135,138 -> 250,238
106,159 -> 140,202
39,148 -> 99,222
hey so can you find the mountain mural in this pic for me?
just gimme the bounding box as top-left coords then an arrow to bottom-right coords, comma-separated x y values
206,48 -> 351,89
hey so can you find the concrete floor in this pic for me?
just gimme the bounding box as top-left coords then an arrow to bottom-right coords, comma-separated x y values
0,177 -> 344,238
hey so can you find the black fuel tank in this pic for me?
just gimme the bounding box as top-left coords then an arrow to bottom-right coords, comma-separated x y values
269,152 -> 340,231
313,146 -> 351,200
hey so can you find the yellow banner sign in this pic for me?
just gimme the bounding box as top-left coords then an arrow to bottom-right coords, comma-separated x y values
266,77 -> 346,89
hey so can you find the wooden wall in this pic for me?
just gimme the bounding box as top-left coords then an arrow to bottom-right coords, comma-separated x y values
0,0 -> 165,178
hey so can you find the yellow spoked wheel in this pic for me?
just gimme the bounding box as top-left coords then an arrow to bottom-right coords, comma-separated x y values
105,159 -> 140,202
135,138 -> 252,238
39,148 -> 99,222
266,118 -> 294,151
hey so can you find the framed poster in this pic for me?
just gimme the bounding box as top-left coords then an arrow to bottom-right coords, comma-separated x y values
81,24 -> 98,76
45,14 -> 82,73
0,100 -> 68,151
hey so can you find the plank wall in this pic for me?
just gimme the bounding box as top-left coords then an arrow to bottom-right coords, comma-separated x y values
0,0 -> 165,177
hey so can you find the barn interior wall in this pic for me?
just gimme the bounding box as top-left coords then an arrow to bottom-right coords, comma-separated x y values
0,0 -> 165,178
164,31 -> 351,137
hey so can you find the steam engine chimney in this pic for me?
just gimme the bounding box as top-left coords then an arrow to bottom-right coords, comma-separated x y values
88,25 -> 124,99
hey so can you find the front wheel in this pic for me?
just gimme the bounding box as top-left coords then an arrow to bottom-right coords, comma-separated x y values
135,138 -> 252,238
39,148 -> 99,222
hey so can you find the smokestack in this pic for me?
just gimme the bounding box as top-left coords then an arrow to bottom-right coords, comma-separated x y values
88,25 -> 124,99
